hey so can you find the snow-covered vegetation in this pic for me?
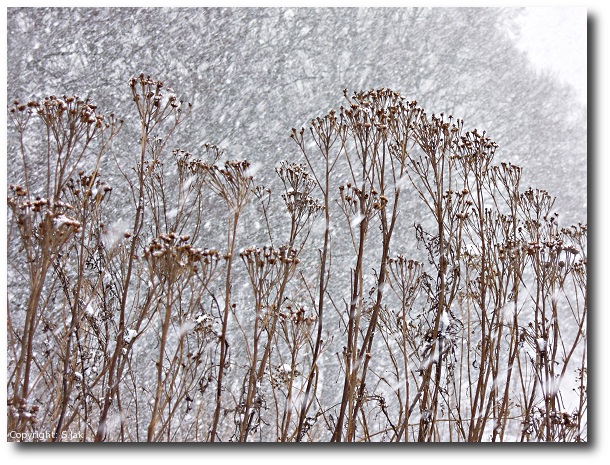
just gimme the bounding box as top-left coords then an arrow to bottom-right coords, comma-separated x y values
6,8 -> 586,442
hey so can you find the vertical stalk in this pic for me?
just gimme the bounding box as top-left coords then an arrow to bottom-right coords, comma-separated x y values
209,211 -> 239,441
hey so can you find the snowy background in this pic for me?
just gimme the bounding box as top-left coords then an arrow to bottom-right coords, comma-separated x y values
6,7 -> 586,226
2,0 -> 600,461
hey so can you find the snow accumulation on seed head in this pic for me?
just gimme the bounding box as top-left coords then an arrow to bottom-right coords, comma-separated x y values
124,329 -> 138,344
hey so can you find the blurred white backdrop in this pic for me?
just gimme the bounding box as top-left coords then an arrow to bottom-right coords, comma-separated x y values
516,6 -> 587,103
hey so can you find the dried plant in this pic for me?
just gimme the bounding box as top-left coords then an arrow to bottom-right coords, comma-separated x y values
6,79 -> 586,442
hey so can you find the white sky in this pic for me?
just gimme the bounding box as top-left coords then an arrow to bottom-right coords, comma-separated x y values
515,6 -> 587,103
